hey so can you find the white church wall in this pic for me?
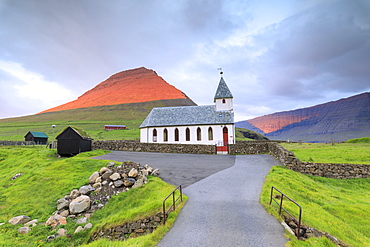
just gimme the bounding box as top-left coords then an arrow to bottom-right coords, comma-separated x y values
140,124 -> 235,145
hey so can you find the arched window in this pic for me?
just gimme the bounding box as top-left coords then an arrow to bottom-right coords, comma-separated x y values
186,127 -> 190,141
222,99 -> 226,104
208,127 -> 213,141
163,128 -> 168,142
153,129 -> 157,142
197,127 -> 201,141
174,128 -> 179,141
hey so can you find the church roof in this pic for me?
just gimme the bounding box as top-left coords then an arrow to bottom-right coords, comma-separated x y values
140,105 -> 234,128
214,77 -> 233,100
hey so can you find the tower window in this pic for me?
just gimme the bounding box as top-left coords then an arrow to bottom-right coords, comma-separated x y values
222,99 -> 226,104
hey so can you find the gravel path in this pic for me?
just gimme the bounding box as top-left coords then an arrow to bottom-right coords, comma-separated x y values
157,154 -> 287,247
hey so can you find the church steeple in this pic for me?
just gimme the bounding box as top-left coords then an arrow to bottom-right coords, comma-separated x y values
214,74 -> 233,111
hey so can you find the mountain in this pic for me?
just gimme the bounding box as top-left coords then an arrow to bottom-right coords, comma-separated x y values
39,67 -> 195,114
236,92 -> 370,142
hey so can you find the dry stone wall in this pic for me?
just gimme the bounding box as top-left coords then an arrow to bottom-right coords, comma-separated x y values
0,141 -> 39,146
92,140 -> 216,154
268,143 -> 370,179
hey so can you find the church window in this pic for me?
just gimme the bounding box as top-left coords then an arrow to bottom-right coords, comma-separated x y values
208,127 -> 213,141
153,129 -> 157,142
197,127 -> 201,141
186,128 -> 190,141
175,128 -> 179,141
222,99 -> 226,104
164,128 -> 168,142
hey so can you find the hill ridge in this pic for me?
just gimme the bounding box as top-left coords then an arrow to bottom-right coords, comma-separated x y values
236,92 -> 370,142
39,67 -> 194,114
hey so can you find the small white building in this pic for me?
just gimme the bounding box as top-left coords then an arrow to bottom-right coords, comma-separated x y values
140,76 -> 235,152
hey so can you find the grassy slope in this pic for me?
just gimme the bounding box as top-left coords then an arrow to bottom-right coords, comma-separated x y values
0,146 -> 187,247
280,142 -> 370,164
260,166 -> 370,247
0,99 -> 194,141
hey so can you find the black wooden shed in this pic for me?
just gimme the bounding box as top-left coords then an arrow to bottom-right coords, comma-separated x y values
24,131 -> 48,144
56,126 -> 93,156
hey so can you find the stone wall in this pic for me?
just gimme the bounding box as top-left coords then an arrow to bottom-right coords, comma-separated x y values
92,140 -> 216,154
268,142 -> 370,179
229,141 -> 269,154
90,213 -> 164,241
0,141 -> 38,146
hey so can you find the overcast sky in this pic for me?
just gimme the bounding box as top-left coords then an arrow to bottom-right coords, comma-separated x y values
1,0 -> 369,121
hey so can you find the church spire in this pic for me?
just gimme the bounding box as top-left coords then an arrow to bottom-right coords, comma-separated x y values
214,72 -> 233,111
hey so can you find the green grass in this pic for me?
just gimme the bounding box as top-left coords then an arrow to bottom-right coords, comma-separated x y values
0,99 -> 195,141
0,146 -> 187,246
260,166 -> 370,247
281,142 -> 370,164
346,137 -> 370,143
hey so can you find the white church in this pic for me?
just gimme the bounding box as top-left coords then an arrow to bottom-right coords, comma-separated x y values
140,74 -> 235,152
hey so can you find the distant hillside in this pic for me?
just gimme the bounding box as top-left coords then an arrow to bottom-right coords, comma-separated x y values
39,67 -> 195,114
236,92 -> 370,142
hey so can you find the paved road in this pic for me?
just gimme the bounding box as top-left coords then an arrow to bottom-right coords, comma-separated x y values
158,154 -> 287,247
94,151 -> 236,188
95,151 -> 287,246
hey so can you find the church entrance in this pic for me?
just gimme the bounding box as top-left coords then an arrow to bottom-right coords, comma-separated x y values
217,127 -> 229,154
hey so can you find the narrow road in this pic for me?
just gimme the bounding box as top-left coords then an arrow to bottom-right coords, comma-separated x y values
95,151 -> 287,246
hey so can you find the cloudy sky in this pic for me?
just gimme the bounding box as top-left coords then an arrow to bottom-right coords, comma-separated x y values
1,0 -> 369,121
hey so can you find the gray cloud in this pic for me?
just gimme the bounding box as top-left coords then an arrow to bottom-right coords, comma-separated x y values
0,0 -> 369,120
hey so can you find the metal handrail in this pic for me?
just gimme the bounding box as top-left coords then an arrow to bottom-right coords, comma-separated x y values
162,185 -> 183,225
269,186 -> 302,239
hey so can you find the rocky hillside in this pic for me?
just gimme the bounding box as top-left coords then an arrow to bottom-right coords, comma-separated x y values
236,92 -> 370,142
39,67 -> 195,114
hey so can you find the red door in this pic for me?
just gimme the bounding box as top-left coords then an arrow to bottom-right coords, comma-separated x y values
217,127 -> 229,153
223,127 -> 229,146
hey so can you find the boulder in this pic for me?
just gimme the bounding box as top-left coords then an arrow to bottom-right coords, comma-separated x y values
45,215 -> 67,228
24,219 -> 38,227
132,177 -> 145,189
69,195 -> 91,214
123,178 -> 136,187
56,197 -> 70,211
110,172 -> 121,181
46,235 -> 55,242
84,223 -> 93,230
18,226 -> 31,234
70,189 -> 80,199
107,162 -> 115,169
99,167 -> 108,175
113,180 -> 124,187
76,217 -> 87,224
79,185 -> 95,195
59,210 -> 69,217
74,226 -> 84,233
128,168 -> 138,177
8,215 -> 31,225
89,172 -> 100,184
56,228 -> 67,238
102,170 -> 113,180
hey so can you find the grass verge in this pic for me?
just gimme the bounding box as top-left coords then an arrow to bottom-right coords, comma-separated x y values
260,166 -> 370,247
280,142 -> 370,164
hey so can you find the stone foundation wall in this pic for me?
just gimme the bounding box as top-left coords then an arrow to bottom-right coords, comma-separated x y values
90,213 -> 164,241
268,142 -> 370,179
0,141 -> 38,146
229,141 -> 269,154
92,140 -> 216,154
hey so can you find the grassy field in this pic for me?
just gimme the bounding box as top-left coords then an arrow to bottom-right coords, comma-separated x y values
260,166 -> 370,247
0,146 -> 187,247
280,142 -> 370,164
